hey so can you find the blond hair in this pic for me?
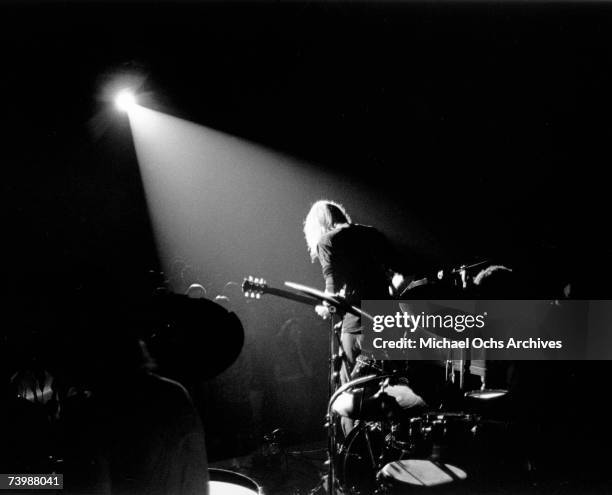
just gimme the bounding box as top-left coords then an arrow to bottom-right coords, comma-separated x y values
303,200 -> 351,261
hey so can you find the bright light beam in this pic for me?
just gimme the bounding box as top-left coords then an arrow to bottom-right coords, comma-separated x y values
115,90 -> 137,112
124,105 -> 421,295
125,105 -> 344,292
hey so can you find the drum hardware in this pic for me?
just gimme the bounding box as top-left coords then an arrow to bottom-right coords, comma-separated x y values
441,345 -> 469,393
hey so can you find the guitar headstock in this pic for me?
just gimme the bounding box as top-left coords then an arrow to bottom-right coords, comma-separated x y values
242,276 -> 268,299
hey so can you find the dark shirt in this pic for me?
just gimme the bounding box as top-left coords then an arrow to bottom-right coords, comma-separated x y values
102,373 -> 209,495
317,224 -> 400,333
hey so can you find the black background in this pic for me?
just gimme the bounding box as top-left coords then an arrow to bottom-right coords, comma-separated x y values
2,1 -> 611,296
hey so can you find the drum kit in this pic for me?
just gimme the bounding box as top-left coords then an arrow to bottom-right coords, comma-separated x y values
285,265 -> 514,495
330,373 -> 507,494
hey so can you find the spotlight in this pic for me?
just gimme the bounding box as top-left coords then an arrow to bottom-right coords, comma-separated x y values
115,90 -> 137,112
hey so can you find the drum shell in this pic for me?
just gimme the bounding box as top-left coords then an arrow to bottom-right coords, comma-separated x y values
387,417 -> 430,457
390,413 -> 478,463
336,422 -> 386,495
427,413 -> 477,463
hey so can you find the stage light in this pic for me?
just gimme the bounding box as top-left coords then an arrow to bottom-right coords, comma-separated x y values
115,90 -> 137,112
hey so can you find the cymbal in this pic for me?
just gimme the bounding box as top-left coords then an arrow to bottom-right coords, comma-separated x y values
464,389 -> 508,400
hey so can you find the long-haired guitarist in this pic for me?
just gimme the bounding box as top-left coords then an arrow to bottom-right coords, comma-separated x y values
303,200 -> 408,384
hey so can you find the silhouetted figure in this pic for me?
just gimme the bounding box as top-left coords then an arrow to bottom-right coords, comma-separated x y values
56,296 -> 212,495
303,200 -> 407,384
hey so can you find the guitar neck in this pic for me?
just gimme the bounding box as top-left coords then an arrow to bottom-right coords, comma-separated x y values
243,278 -> 373,321
264,287 -> 321,307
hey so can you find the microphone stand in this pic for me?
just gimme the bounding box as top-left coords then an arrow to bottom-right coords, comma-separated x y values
326,313 -> 352,495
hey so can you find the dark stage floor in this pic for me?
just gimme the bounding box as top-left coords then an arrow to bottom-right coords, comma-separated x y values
211,441 -> 327,495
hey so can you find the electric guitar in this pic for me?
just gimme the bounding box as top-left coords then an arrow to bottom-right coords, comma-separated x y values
241,276 -> 372,320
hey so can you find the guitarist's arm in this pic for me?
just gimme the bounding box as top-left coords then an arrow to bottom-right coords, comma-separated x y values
317,236 -> 339,296
315,236 -> 341,320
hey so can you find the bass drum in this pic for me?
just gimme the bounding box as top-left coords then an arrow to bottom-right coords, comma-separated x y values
336,421 -> 387,495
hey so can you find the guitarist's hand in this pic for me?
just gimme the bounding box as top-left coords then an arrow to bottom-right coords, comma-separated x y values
391,273 -> 406,292
389,272 -> 412,298
315,303 -> 331,320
